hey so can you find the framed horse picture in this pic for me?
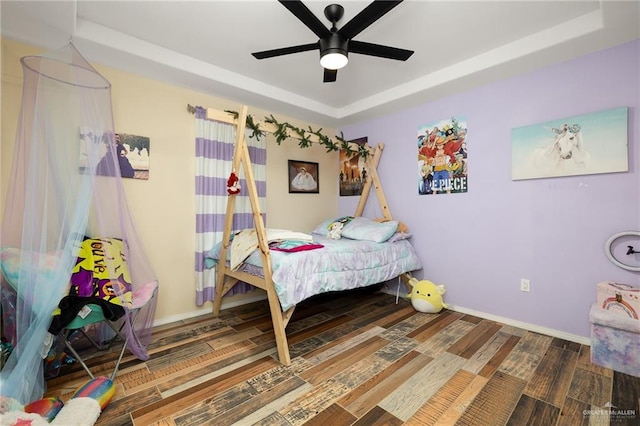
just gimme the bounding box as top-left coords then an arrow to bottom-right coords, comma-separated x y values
511,107 -> 628,180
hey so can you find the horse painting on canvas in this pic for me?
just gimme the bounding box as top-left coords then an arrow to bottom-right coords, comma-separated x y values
511,107 -> 628,181
531,124 -> 591,173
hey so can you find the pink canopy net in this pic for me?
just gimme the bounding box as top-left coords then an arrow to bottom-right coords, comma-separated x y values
0,43 -> 158,404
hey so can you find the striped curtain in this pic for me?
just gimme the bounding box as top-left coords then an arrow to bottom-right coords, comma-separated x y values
194,106 -> 266,305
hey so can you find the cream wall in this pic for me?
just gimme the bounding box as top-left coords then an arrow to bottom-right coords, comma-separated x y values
1,38 -> 339,324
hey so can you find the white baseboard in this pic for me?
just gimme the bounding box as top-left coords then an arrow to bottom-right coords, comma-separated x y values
153,308 -> 212,327
379,286 -> 590,345
442,303 -> 590,346
153,294 -> 268,327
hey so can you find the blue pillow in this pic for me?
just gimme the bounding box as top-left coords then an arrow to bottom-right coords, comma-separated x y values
311,216 -> 354,236
311,219 -> 334,236
341,217 -> 399,243
387,232 -> 413,243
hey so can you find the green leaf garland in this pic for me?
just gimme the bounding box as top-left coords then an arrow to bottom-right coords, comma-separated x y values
226,110 -> 368,158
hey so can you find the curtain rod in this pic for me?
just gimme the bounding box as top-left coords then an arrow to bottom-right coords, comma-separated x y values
187,104 -> 196,114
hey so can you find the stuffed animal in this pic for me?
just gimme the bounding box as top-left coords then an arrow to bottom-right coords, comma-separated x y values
407,277 -> 447,313
226,172 -> 241,195
328,222 -> 344,240
0,376 -> 113,426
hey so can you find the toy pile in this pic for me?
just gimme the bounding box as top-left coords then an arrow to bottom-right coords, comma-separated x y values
589,281 -> 640,378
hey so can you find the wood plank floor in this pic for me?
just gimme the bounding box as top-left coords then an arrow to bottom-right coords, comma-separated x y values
44,288 -> 640,426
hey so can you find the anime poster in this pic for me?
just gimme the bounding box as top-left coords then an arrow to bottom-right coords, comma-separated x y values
417,117 -> 468,195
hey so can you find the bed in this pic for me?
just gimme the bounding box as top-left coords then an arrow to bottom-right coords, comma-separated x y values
205,221 -> 422,312
207,105 -> 423,365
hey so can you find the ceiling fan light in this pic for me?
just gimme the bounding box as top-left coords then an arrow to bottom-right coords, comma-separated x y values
320,51 -> 348,70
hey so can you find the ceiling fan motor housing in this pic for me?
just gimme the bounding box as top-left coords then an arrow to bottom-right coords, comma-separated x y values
319,33 -> 348,59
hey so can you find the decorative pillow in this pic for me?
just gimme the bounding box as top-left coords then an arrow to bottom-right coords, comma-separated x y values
375,218 -> 409,233
311,216 -> 354,236
69,238 -> 132,305
311,219 -> 333,236
387,232 -> 413,243
341,217 -> 399,243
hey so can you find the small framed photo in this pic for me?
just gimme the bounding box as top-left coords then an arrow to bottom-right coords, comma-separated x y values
288,160 -> 319,193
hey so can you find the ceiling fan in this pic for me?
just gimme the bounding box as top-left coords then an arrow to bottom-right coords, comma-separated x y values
251,0 -> 414,83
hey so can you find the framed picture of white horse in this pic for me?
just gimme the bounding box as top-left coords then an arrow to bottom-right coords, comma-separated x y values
511,107 -> 628,180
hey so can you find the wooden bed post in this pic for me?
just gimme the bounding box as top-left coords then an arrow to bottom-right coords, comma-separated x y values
354,143 -> 413,290
211,105 -> 291,365
355,143 -> 392,221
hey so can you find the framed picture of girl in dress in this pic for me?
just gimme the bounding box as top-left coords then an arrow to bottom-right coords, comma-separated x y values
288,160 -> 319,193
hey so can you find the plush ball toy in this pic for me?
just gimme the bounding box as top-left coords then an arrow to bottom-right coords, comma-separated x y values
327,222 -> 344,239
407,277 -> 447,313
226,172 -> 241,195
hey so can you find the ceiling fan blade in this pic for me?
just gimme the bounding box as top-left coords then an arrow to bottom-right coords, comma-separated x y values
252,43 -> 318,60
349,40 -> 413,61
338,0 -> 403,40
323,68 -> 337,83
278,0 -> 331,39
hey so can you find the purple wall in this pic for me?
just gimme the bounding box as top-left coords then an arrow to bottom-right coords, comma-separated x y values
340,40 -> 640,340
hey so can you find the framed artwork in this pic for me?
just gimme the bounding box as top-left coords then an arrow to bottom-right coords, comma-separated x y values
288,160 -> 319,193
117,133 -> 150,180
79,129 -> 150,180
417,117 -> 468,195
339,137 -> 368,196
511,107 -> 628,180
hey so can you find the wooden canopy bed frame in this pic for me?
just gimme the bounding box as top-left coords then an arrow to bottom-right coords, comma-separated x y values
206,105 -> 413,365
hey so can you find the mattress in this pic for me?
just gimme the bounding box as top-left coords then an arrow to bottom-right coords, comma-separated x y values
205,234 -> 423,311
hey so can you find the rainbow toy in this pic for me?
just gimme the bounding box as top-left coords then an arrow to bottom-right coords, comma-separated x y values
0,376 -> 111,425
72,376 -> 115,411
24,397 -> 64,422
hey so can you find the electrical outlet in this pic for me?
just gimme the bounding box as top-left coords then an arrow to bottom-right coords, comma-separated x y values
520,279 -> 530,292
